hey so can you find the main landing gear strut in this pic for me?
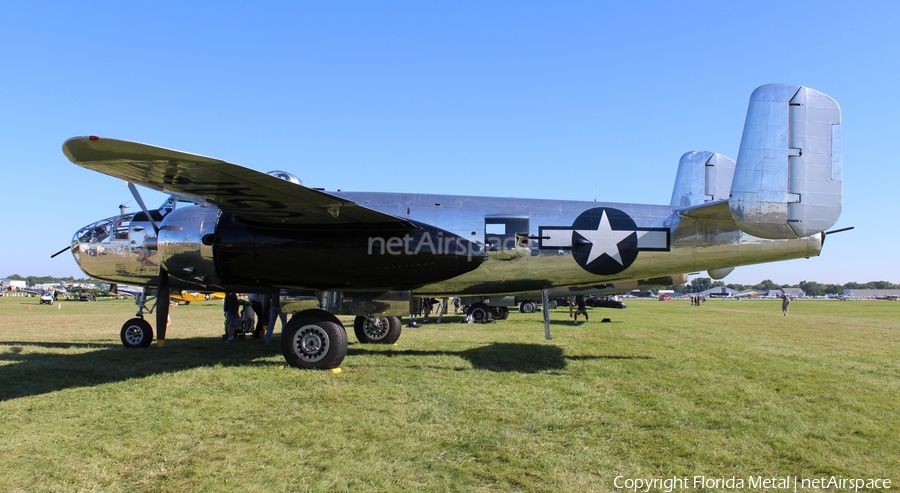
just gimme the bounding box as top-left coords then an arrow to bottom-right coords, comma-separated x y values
116,287 -> 402,370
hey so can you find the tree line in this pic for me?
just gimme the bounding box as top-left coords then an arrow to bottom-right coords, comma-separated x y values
4,274 -> 94,286
670,278 -> 900,296
6,274 -> 899,298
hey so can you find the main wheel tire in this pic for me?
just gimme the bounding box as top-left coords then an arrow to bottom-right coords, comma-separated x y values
281,309 -> 347,370
547,300 -> 558,310
468,302 -> 493,323
354,315 -> 402,344
121,318 -> 153,348
497,306 -> 509,320
490,306 -> 506,320
520,301 -> 536,314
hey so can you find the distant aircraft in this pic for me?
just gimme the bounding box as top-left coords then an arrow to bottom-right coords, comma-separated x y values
170,291 -> 226,304
104,281 -> 223,304
102,283 -> 140,298
464,274 -> 687,319
732,290 -> 759,299
22,282 -> 67,301
61,83 -> 848,369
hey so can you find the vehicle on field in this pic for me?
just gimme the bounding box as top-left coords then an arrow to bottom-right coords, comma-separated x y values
75,290 -> 96,301
584,296 -> 626,309
518,299 -> 555,313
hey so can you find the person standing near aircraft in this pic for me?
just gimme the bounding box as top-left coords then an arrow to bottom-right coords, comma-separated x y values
265,292 -> 286,344
573,295 -> 589,324
781,294 -> 791,316
224,292 -> 240,342
422,298 -> 434,322
248,293 -> 266,338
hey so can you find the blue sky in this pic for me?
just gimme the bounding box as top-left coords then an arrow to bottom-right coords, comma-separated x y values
2,1 -> 897,286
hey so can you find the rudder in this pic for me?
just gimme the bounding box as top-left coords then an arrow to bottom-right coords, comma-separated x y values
729,84 -> 842,239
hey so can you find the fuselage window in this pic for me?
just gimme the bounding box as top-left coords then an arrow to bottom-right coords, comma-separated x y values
484,217 -> 529,251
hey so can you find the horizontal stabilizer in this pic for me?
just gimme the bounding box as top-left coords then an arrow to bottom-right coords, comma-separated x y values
677,199 -> 732,221
729,84 -> 842,238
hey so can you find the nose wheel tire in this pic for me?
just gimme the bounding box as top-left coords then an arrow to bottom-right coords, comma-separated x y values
281,309 -> 347,370
354,316 -> 402,344
121,318 -> 154,348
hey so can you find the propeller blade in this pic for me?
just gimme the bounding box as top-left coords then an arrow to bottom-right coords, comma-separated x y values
50,245 -> 73,258
127,181 -> 160,233
156,268 -> 170,347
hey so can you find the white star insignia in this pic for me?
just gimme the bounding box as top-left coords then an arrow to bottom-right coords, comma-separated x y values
573,211 -> 635,265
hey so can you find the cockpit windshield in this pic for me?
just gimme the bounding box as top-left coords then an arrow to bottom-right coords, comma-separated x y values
75,217 -> 117,243
73,196 -> 189,247
73,209 -> 171,245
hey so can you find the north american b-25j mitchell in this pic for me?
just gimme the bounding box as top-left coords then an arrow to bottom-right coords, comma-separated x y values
61,83 -> 847,370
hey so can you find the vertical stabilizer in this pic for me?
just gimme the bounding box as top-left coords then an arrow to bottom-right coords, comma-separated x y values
670,151 -> 736,208
729,84 -> 842,238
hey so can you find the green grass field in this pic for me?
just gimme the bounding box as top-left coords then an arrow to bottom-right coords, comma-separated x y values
0,295 -> 897,492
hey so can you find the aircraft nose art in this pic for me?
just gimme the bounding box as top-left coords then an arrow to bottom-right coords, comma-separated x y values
539,207 -> 670,275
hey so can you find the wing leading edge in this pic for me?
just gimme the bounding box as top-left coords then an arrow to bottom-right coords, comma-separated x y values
63,136 -> 415,228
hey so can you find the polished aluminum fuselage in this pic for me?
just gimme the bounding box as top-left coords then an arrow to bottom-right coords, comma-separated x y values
71,190 -> 821,296
341,192 -> 819,294
64,84 -> 840,302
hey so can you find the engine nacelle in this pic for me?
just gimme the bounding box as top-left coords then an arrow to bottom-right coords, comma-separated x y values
211,215 -> 485,292
157,206 -> 222,289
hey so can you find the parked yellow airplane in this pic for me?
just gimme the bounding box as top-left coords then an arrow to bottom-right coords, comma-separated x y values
111,285 -> 223,304
170,291 -> 225,304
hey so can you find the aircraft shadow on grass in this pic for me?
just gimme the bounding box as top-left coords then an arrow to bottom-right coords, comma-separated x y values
546,319 -> 623,326
0,338 -> 651,401
348,342 -> 650,373
417,314 -> 626,328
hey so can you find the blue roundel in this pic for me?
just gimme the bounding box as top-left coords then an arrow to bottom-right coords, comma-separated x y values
570,207 -> 639,275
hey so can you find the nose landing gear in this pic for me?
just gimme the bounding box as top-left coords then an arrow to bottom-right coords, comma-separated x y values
118,286 -> 162,349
